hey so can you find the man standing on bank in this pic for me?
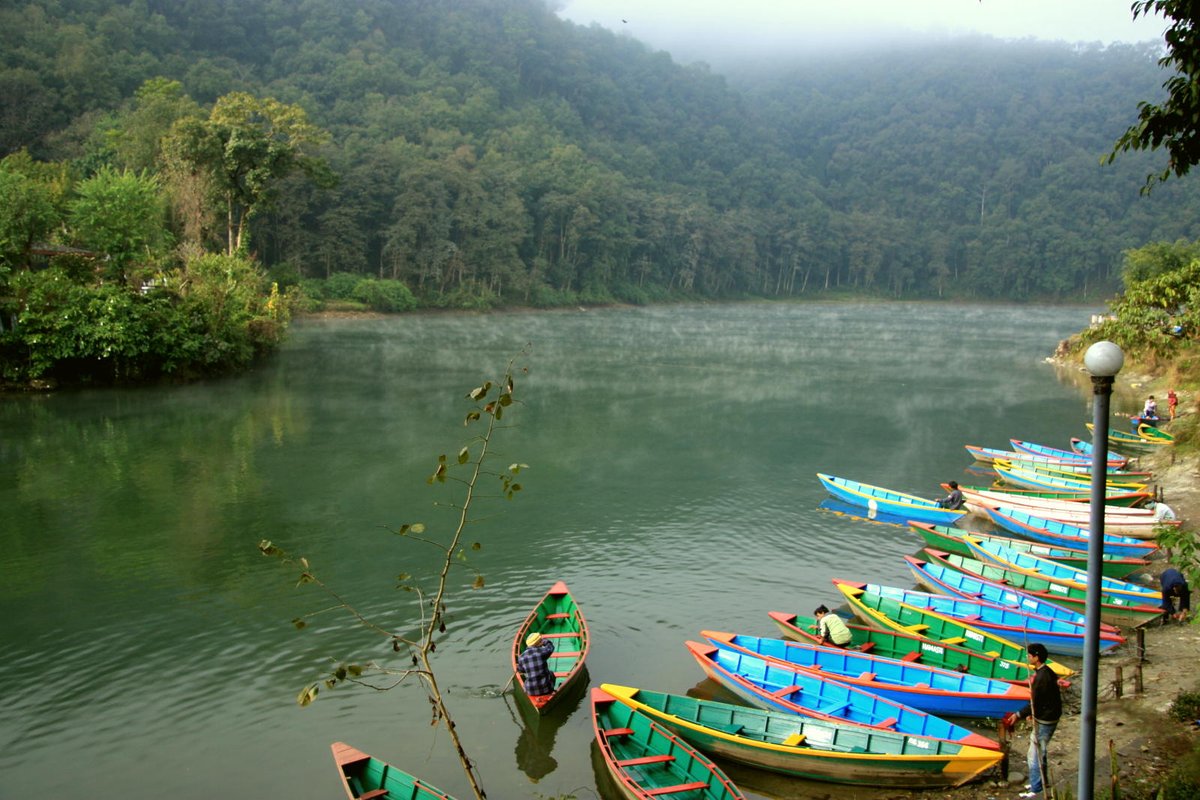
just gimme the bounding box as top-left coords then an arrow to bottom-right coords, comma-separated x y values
1013,643 -> 1062,799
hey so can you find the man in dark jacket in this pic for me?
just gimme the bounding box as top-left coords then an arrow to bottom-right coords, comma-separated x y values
1161,567 -> 1192,622
1013,643 -> 1062,798
516,632 -> 556,698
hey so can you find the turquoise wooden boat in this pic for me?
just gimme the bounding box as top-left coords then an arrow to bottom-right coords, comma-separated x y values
994,462 -> 1149,496
965,444 -> 1137,475
963,537 -> 1160,602
332,742 -> 458,800
816,473 -> 966,525
980,504 -> 1159,560
512,580 -> 590,713
592,686 -> 746,800
685,641 -> 999,750
1010,438 -> 1129,468
851,581 -> 1124,658
702,630 -> 1030,718
996,458 -> 1152,483
833,580 -> 1074,678
1085,423 -> 1159,454
903,552 -> 1120,631
918,548 -> 1163,628
908,521 -> 1148,579
600,683 -> 1005,788
768,611 -> 1035,684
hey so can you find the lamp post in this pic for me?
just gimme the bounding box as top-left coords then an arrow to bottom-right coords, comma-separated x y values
1078,340 -> 1123,800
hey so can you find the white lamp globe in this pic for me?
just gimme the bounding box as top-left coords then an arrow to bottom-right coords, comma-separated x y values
1084,340 -> 1124,377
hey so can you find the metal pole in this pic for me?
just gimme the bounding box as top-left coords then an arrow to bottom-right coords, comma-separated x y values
1077,373 -> 1113,800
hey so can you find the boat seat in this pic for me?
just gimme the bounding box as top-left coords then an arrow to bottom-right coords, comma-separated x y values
552,670 -> 571,677
616,754 -> 674,767
900,651 -> 922,662
602,727 -> 634,737
876,717 -> 898,729
856,642 -> 875,653
857,672 -> 876,682
359,791 -> 389,800
643,781 -> 710,796
770,685 -> 803,699
544,612 -> 570,619
905,624 -> 929,633
941,637 -> 967,645
781,732 -> 807,746
817,701 -> 851,716
550,651 -> 582,658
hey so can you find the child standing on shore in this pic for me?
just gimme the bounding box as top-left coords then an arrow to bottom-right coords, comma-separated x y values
1168,389 -> 1178,420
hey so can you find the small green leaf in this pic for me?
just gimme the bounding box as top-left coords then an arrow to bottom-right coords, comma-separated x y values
464,410 -> 480,425
472,575 -> 486,589
291,617 -> 307,630
499,392 -> 513,407
397,572 -> 411,581
494,404 -> 504,420
457,446 -> 469,465
471,542 -> 481,551
411,523 -> 425,533
334,665 -> 348,681
297,684 -> 319,707
347,664 -> 363,677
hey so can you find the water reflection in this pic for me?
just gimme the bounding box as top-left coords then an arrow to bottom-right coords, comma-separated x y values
509,667 -> 589,782
816,498 -> 914,529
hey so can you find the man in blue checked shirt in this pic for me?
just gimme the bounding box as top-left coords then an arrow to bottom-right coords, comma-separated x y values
517,632 -> 556,697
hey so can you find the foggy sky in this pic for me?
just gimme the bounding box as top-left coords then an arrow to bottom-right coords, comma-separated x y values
557,1 -> 1168,65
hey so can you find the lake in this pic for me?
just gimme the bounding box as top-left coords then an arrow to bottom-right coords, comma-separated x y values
0,302 -> 1114,799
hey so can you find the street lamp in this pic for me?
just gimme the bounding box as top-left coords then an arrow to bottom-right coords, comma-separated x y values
1078,340 -> 1123,800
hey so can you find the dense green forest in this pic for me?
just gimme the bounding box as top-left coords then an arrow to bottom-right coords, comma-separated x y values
3,0 -> 1200,382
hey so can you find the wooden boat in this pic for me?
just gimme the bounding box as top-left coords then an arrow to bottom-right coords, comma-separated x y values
768,611 -> 1034,684
1138,424 -> 1175,444
684,641 -> 999,750
847,581 -> 1124,658
591,686 -> 746,800
832,580 -> 1074,677
903,552 -> 1120,632
332,742 -> 457,800
994,459 -> 1148,490
959,480 -> 1151,508
702,630 -> 1030,718
963,537 -> 1161,603
815,473 -> 966,525
908,521 -> 1148,579
599,683 -> 1005,788
950,489 -> 1176,537
1085,423 -> 1159,454
512,581 -> 590,712
965,445 -> 1140,476
919,548 -> 1163,628
1010,438 -> 1129,468
979,504 -> 1160,559
993,462 -> 1151,497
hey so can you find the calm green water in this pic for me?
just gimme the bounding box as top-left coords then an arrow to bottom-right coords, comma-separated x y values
0,303 -> 1108,799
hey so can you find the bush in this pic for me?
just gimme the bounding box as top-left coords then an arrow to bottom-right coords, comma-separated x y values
352,278 -> 417,312
1168,690 -> 1200,723
1160,745 -> 1200,800
324,272 -> 361,300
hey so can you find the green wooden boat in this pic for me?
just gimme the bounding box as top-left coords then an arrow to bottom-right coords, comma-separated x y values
965,482 -> 1151,507
1138,424 -> 1175,444
908,521 -> 1148,579
592,687 -> 745,800
332,742 -> 458,800
922,548 -> 1163,628
767,611 -> 1034,684
1085,423 -> 1159,454
600,684 -> 1004,789
512,580 -> 590,713
833,580 -> 1074,677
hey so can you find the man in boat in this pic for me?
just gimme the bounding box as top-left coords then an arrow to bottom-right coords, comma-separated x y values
1160,567 -> 1192,622
813,605 -> 853,648
1009,643 -> 1062,799
517,632 -> 556,698
935,480 -> 965,510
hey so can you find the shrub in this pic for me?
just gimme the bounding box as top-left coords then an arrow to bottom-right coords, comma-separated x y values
323,272 -> 361,300
352,278 -> 417,312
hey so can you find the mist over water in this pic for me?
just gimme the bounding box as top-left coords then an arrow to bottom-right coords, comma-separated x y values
0,303 -> 1100,799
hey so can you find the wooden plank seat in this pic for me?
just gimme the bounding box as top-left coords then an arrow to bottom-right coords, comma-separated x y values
900,651 -> 922,662
549,651 -> 582,658
770,684 -> 803,699
856,641 -> 876,653
540,632 -> 577,638
602,727 -> 634,737
857,672 -> 876,682
359,790 -> 389,800
905,624 -> 929,633
544,612 -> 571,619
781,732 -> 807,746
876,717 -> 898,729
644,781 -> 710,796
941,637 -> 967,645
616,754 -> 675,767
817,701 -> 851,716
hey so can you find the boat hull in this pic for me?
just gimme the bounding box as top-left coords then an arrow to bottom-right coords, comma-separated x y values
512,581 -> 590,713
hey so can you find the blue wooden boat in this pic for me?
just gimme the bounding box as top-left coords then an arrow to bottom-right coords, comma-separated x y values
848,581 -> 1124,658
965,444 -> 1132,474
815,474 -> 966,525
1009,438 -> 1129,468
993,462 -> 1149,496
685,641 -> 999,751
909,521 -> 1149,579
702,630 -> 1030,719
963,537 -> 1161,603
902,553 -> 1119,631
979,504 -> 1159,560
917,549 -> 1163,628
591,687 -> 746,800
600,683 -> 1005,788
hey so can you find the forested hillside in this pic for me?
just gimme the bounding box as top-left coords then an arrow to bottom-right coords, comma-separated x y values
3,0 -> 1198,307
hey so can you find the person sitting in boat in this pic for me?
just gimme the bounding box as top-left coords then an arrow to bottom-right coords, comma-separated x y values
517,632 -> 556,698
1160,567 -> 1191,623
813,605 -> 853,648
935,481 -> 965,510
1142,395 -> 1160,425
